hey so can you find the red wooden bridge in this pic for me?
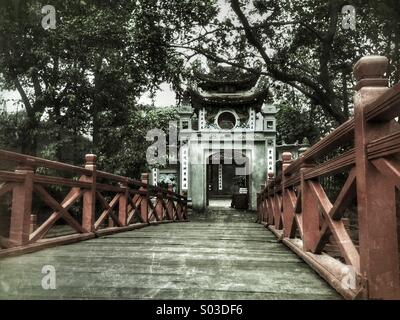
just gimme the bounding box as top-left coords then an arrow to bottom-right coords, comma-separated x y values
1,56 -> 400,300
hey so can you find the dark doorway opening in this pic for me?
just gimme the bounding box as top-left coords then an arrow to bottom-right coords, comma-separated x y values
206,151 -> 249,209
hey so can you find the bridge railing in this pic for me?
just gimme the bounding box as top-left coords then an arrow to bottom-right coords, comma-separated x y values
257,55 -> 400,300
0,150 -> 188,257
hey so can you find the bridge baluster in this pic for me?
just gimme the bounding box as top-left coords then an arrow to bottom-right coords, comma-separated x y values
140,173 -> 149,223
181,191 -> 188,220
167,184 -> 175,220
282,152 -> 294,238
267,172 -> 274,225
82,154 -> 97,233
300,159 -> 318,252
353,56 -> 400,299
9,161 -> 35,246
119,179 -> 129,226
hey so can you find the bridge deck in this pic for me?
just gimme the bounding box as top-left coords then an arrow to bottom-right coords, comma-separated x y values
0,209 -> 340,299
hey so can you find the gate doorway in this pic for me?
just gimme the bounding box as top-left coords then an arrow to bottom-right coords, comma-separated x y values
206,151 -> 250,209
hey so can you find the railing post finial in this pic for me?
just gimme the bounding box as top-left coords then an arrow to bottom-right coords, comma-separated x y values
141,172 -> 149,184
282,152 -> 292,164
282,152 -> 292,175
85,154 -> 97,170
353,55 -> 388,91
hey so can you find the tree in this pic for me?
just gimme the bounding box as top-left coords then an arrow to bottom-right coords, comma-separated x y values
275,84 -> 332,145
97,105 -> 179,178
169,0 -> 400,128
0,0 -> 218,159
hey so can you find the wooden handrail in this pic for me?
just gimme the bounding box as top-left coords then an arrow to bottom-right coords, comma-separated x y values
0,150 -> 188,258
0,149 -> 92,175
257,55 -> 400,300
365,82 -> 400,121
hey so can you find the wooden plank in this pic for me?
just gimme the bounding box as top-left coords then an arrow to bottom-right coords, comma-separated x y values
0,209 -> 339,300
33,175 -> 92,189
313,170 -> 356,253
371,157 -> 400,188
304,149 -> 355,180
295,213 -> 303,240
365,82 -> 400,122
95,183 -> 125,193
367,130 -> 400,160
0,233 -> 95,258
0,171 -> 25,182
330,169 -> 356,220
9,170 -> 33,246
285,120 -> 355,174
29,186 -> 83,242
96,191 -> 110,210
94,221 -> 177,237
33,184 -> 86,235
94,194 -> 121,230
308,181 -> 360,271
283,188 -> 296,238
354,64 -> 400,298
153,197 -> 164,221
301,174 -> 320,252
0,149 -> 91,175
282,238 -> 359,300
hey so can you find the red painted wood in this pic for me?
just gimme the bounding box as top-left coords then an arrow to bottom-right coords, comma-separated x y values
119,181 -> 129,226
139,173 -> 149,223
9,167 -> 34,246
353,56 -> 400,299
301,165 -> 320,252
82,154 -> 97,233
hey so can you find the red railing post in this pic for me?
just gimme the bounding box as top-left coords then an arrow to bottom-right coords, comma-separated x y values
82,154 -> 97,233
119,179 -> 128,226
182,191 -> 188,220
9,162 -> 34,246
154,188 -> 164,221
257,183 -> 265,223
353,56 -> 400,299
167,184 -> 174,220
267,172 -> 274,225
282,152 -> 293,238
140,173 -> 149,223
300,159 -> 319,252
273,176 -> 282,230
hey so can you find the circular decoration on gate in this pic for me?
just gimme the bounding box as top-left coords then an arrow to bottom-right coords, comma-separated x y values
217,111 -> 237,130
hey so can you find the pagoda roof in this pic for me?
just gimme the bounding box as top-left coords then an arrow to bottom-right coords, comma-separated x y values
188,76 -> 269,111
193,64 -> 262,91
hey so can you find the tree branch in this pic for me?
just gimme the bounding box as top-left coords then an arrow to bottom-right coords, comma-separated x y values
230,0 -> 346,124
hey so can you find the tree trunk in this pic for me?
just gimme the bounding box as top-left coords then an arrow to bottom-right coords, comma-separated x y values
20,114 -> 38,156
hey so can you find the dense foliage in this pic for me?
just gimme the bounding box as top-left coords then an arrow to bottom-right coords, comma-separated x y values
171,0 -> 400,127
1,0 -> 400,176
0,0 -> 216,176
